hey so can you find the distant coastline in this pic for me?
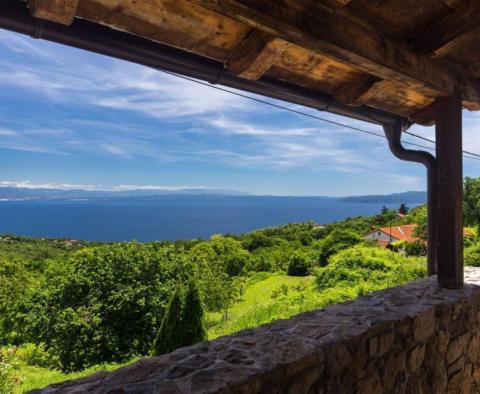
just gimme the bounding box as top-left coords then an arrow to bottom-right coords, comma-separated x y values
0,187 -> 426,204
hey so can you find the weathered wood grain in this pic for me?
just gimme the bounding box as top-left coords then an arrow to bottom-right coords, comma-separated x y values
413,0 -> 480,58
185,0 -> 480,104
334,74 -> 382,106
225,30 -> 290,80
28,0 -> 79,25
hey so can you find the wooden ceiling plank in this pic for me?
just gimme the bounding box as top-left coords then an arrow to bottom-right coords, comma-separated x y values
186,0 -> 480,104
334,74 -> 383,106
28,0 -> 79,25
225,30 -> 290,80
413,0 -> 480,59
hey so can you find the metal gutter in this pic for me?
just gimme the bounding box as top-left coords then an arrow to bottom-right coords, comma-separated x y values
383,121 -> 437,275
0,0 -> 409,127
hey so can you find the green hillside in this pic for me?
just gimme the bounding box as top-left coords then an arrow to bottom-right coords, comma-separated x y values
3,177 -> 480,393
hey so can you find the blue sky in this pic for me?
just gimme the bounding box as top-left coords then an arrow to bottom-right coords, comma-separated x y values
1,29 -> 479,196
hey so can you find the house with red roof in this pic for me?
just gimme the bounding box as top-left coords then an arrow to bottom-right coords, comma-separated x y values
364,224 -> 474,248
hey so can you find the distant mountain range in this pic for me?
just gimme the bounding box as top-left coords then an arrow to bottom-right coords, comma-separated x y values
0,187 -> 427,203
338,191 -> 426,204
0,187 -> 249,201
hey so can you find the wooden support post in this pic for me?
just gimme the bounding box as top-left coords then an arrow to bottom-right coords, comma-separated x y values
435,92 -> 464,289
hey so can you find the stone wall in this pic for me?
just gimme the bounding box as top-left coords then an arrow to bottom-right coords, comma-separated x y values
36,267 -> 480,393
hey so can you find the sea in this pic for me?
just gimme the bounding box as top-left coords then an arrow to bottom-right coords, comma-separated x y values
0,196 -> 420,242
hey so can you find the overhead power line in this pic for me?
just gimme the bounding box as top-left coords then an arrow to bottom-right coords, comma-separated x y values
162,70 -> 480,162
403,130 -> 480,159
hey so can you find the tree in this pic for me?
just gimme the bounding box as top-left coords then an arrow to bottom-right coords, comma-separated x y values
180,280 -> 207,347
15,243 -> 193,371
464,177 -> 480,227
153,288 -> 184,356
381,205 -> 389,214
315,229 -> 362,266
242,233 -> 273,251
398,203 -> 409,215
412,205 -> 427,241
287,251 -> 311,276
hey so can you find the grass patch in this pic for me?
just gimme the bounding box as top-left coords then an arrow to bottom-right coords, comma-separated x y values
18,360 -> 135,393
206,272 -> 363,339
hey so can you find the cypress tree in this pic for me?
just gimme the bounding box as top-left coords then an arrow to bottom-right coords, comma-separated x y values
180,280 -> 207,347
153,288 -> 183,355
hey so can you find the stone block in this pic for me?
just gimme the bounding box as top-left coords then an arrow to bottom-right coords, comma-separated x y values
446,333 -> 470,364
408,345 -> 425,374
413,310 -> 435,342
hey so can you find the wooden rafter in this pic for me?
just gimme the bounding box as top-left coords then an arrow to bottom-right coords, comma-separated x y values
28,0 -> 79,25
186,0 -> 480,104
225,30 -> 290,80
413,0 -> 480,59
334,74 -> 383,106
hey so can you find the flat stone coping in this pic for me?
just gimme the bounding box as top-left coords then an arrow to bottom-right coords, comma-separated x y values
35,267 -> 480,393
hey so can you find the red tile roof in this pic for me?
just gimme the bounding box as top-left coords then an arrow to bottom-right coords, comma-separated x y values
366,224 -> 474,245
378,224 -> 417,243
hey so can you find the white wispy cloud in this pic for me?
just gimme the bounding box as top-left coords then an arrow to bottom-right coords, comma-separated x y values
0,181 -> 208,192
209,117 -> 316,136
0,30 -> 63,64
0,29 -> 445,180
0,128 -> 18,136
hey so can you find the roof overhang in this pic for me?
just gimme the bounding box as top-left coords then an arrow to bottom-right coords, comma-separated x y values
0,0 -> 414,127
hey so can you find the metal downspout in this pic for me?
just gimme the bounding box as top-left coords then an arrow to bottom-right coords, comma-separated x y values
383,121 -> 437,275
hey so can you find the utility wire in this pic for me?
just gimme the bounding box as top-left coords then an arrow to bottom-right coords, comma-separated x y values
162,70 -> 480,162
403,130 -> 480,159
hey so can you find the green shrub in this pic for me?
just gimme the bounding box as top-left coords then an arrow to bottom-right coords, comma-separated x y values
404,241 -> 426,257
287,252 -> 310,276
465,243 -> 480,267
315,230 -> 362,266
0,348 -> 20,393
16,343 -> 59,369
316,245 -> 426,290
248,255 -> 273,272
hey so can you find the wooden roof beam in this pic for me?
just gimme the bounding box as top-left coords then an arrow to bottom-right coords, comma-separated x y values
334,74 -> 383,106
225,30 -> 290,80
410,102 -> 436,126
28,0 -> 79,25
316,0 -> 352,8
413,0 -> 480,59
186,0 -> 480,105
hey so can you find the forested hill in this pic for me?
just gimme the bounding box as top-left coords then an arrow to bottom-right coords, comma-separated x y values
339,191 -> 426,204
